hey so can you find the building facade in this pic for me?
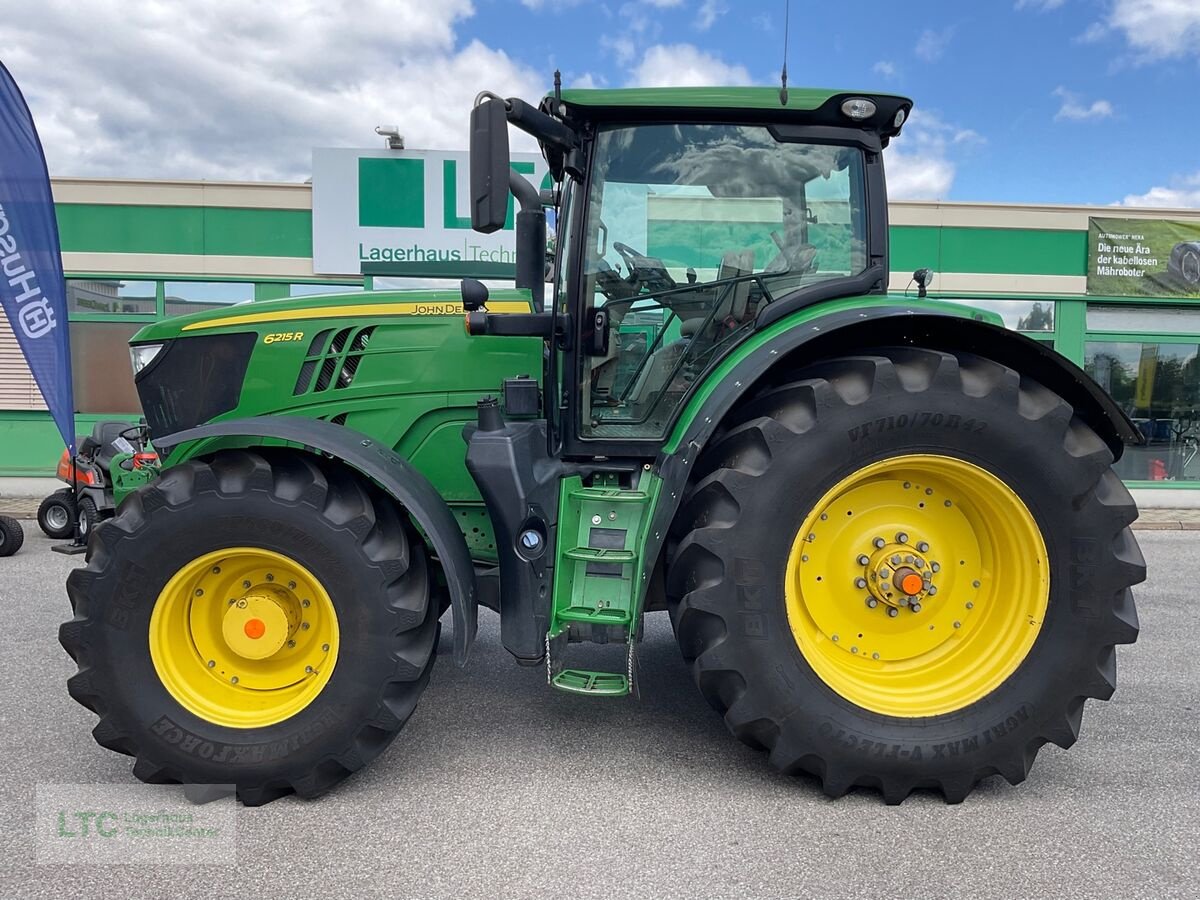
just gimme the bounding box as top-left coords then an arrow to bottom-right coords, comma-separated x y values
3,176 -> 1200,499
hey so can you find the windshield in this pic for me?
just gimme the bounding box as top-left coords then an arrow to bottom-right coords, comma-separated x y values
578,123 -> 868,440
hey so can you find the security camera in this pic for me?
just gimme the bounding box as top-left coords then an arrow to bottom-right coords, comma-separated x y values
374,125 -> 404,150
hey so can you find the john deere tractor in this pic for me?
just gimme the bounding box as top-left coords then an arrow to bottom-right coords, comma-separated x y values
61,86 -> 1144,805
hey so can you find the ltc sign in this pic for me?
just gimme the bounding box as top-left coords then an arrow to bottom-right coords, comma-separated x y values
311,148 -> 549,277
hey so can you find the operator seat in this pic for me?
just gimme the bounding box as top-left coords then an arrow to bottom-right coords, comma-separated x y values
89,420 -> 130,470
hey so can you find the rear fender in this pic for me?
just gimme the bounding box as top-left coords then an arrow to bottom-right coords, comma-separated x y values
641,306 -> 1141,608
155,417 -> 478,666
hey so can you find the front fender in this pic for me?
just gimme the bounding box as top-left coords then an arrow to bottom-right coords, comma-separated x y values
155,417 -> 478,666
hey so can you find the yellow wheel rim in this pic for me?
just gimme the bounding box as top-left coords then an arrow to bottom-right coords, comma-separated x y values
784,454 -> 1048,717
149,548 -> 339,728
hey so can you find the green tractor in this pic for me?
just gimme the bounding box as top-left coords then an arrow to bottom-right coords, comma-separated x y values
61,86 -> 1144,805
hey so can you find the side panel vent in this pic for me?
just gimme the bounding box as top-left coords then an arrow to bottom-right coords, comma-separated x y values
294,329 -> 333,396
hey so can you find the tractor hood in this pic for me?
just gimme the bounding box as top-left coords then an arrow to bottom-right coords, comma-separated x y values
126,287 -> 542,450
129,287 -> 535,344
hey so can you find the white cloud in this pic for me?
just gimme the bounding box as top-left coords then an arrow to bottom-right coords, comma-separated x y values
884,110 -> 983,200
629,44 -> 753,87
1120,173 -> 1200,208
602,34 -> 638,66
1053,86 -> 1114,121
915,26 -> 954,62
696,0 -> 728,31
873,60 -> 897,78
1015,0 -> 1066,10
1094,0 -> 1200,60
571,72 -> 606,89
3,0 -> 546,181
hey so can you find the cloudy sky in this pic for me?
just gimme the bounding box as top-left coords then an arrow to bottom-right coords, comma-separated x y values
1,0 -> 1198,205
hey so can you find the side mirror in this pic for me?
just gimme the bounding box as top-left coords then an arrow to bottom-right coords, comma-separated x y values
470,98 -> 511,234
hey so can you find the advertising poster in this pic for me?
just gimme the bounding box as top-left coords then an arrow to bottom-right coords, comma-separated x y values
1088,216 -> 1200,298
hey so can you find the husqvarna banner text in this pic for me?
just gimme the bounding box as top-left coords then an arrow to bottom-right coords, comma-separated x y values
0,59 -> 74,451
1088,216 -> 1200,299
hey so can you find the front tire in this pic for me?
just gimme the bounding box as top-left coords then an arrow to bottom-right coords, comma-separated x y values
60,450 -> 438,805
38,489 -> 77,539
668,348 -> 1143,803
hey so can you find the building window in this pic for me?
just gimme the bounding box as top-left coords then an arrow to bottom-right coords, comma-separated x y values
289,283 -> 363,297
1087,305 -> 1200,333
937,298 -> 1055,332
1086,340 -> 1200,482
67,279 -> 156,315
69,321 -> 144,413
164,281 -> 254,318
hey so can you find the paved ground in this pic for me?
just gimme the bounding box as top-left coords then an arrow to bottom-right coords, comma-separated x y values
0,530 -> 1196,899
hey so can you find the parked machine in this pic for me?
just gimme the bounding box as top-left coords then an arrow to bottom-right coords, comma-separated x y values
61,85 -> 1144,805
0,514 -> 23,557
38,421 -> 158,539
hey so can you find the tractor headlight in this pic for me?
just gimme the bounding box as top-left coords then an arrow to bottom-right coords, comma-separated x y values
130,343 -> 164,375
841,98 -> 877,121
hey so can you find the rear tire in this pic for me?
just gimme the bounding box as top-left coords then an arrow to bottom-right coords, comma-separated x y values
60,450 -> 438,805
668,348 -> 1143,803
38,489 -> 77,539
0,515 -> 24,557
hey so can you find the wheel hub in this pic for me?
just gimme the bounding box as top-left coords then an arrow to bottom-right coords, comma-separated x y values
863,537 -> 935,611
220,590 -> 293,660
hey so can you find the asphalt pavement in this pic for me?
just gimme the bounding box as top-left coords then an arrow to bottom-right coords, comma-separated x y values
0,529 -> 1196,899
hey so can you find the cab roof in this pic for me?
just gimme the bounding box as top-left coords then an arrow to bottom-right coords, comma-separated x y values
555,86 -> 913,140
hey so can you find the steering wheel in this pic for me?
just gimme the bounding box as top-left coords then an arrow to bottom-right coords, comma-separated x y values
768,231 -> 819,275
612,241 -> 676,292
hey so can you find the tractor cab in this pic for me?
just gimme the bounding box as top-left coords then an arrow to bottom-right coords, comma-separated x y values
464,87 -> 911,454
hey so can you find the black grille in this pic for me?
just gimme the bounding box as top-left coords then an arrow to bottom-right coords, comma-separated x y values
296,326 -> 375,394
135,333 -> 256,440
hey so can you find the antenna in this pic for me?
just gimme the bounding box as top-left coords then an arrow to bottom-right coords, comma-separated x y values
779,0 -> 790,106
554,69 -> 562,105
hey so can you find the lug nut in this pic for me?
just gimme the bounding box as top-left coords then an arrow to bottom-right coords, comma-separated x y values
928,586 -> 938,596
266,573 -> 274,582
914,558 -> 925,568
288,581 -> 297,590
305,666 -> 314,674
207,660 -> 215,668
866,598 -> 878,609
302,599 -> 311,608
211,566 -> 221,575
881,568 -> 891,578
873,537 -> 885,548
910,602 -> 922,613
966,602 -> 975,610
854,577 -> 867,589
887,607 -> 899,618
301,622 -> 310,630
322,643 -> 330,652
872,652 -> 881,660
851,646 -> 859,654
891,555 -> 901,565
896,532 -> 909,544
832,634 -> 840,642
953,621 -> 962,629
231,676 -> 239,684
916,542 -> 929,553
194,589 -> 203,597
857,554 -> 870,566
243,580 -> 251,589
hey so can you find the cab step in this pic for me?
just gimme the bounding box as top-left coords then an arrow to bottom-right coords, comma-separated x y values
551,669 -> 629,696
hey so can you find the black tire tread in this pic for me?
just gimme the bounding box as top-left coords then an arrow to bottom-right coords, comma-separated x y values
60,449 -> 437,806
668,347 -> 1144,804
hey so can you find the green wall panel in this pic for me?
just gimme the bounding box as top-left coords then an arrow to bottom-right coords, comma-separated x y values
938,227 -> 1086,276
56,204 -> 313,258
889,226 -> 941,273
